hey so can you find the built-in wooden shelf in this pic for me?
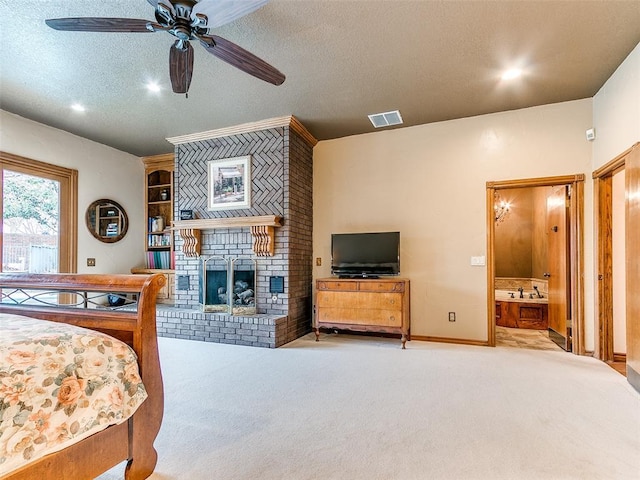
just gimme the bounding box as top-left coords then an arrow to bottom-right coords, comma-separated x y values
172,215 -> 283,257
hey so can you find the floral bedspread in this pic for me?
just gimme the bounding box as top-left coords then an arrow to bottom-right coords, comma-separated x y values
0,313 -> 148,475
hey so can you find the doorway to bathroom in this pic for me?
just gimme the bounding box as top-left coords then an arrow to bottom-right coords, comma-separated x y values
486,175 -> 585,354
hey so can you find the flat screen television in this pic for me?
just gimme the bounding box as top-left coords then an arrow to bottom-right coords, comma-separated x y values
331,231 -> 400,278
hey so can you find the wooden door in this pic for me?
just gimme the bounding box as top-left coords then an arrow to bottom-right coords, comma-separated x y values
626,144 -> 640,391
547,185 -> 571,351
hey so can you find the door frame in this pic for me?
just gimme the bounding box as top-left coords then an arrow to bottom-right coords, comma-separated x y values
486,174 -> 585,353
592,145 -> 634,362
0,151 -> 78,273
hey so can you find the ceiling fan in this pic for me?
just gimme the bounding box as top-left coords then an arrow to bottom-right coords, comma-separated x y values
45,0 -> 285,95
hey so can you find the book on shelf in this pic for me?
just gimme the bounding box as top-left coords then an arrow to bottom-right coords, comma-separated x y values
147,233 -> 171,247
105,223 -> 119,236
146,250 -> 174,270
149,216 -> 165,233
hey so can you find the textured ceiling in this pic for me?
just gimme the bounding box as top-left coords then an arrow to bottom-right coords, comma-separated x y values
1,0 -> 639,157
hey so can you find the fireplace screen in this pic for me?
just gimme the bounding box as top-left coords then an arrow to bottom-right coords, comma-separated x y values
230,258 -> 256,315
200,256 -> 257,315
199,256 -> 229,313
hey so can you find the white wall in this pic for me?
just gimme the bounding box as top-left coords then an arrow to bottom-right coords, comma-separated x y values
0,110 -> 145,273
593,41 -> 640,168
314,99 -> 593,344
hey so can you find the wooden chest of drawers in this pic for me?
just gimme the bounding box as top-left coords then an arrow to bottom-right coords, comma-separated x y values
315,277 -> 410,348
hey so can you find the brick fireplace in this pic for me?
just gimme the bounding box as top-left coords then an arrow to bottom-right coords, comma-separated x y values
157,116 -> 316,348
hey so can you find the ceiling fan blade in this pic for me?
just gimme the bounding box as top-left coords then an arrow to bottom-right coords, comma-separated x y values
192,0 -> 269,29
199,35 -> 285,85
170,41 -> 194,94
45,18 -> 153,33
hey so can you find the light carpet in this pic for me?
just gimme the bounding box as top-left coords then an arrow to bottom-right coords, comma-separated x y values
100,333 -> 640,479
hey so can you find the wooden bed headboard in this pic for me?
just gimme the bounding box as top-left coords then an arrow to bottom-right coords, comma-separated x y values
0,273 -> 166,480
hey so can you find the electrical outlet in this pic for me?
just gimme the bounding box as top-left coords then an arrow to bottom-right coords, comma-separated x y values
448,312 -> 456,322
87,258 -> 96,267
316,257 -> 322,266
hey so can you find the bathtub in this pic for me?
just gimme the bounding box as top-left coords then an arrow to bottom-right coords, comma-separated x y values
495,290 -> 548,329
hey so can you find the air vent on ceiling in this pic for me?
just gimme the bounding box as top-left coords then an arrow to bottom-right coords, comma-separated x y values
368,110 -> 403,128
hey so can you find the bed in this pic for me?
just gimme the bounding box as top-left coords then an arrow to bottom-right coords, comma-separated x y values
0,273 -> 165,480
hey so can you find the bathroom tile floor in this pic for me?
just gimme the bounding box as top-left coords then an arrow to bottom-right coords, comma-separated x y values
496,326 -> 627,377
495,326 -> 564,351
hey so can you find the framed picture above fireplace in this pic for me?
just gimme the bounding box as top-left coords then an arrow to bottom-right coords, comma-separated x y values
207,155 -> 252,211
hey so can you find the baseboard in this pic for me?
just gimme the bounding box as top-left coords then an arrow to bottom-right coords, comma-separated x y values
613,353 -> 627,363
411,335 -> 489,347
627,365 -> 640,394
548,329 -> 568,351
326,331 -> 490,348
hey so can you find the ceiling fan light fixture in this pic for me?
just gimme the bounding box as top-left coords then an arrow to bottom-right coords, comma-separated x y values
368,110 -> 403,128
44,0 -> 285,94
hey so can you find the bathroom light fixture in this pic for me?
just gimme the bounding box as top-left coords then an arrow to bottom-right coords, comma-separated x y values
494,192 -> 511,224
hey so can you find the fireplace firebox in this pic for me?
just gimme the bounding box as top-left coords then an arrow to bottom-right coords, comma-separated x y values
200,256 -> 257,315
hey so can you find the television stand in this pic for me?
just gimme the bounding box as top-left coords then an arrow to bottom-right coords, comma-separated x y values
338,274 -> 379,279
315,277 -> 411,348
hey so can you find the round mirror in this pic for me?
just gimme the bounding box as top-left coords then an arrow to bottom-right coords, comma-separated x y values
85,199 -> 128,243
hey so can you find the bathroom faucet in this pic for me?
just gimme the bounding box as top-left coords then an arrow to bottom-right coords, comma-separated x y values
518,287 -> 524,299
533,286 -> 543,298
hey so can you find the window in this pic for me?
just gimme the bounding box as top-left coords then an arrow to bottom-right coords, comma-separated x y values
0,152 -> 78,273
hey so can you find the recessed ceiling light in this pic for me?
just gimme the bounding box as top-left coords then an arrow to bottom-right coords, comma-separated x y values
146,81 -> 161,93
368,110 -> 403,128
70,103 -> 86,113
501,68 -> 522,81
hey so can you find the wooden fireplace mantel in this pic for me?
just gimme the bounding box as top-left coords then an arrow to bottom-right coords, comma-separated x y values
172,215 -> 283,257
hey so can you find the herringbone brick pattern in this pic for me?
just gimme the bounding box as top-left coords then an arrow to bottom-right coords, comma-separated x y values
176,129 -> 285,218
172,125 -> 313,347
